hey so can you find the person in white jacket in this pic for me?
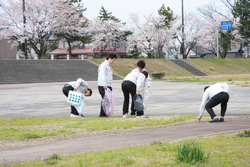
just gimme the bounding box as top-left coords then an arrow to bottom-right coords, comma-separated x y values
131,60 -> 151,89
98,52 -> 117,117
122,70 -> 148,118
197,83 -> 229,123
62,78 -> 92,117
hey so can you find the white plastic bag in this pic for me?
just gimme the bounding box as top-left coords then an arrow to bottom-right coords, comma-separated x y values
74,97 -> 87,115
101,88 -> 115,116
67,90 -> 82,106
143,87 -> 149,110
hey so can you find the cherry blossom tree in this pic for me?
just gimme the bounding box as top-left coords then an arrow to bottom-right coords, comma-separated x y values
174,12 -> 244,59
127,13 -> 177,59
0,0 -> 86,59
88,18 -> 125,57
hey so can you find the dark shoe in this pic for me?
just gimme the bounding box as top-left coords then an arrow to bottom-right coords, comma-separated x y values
209,118 -> 219,123
99,115 -> 108,118
220,118 -> 224,122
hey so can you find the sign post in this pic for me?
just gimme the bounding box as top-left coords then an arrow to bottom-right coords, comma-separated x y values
221,21 -> 232,31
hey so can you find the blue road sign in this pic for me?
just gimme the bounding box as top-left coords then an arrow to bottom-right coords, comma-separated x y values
221,21 -> 232,30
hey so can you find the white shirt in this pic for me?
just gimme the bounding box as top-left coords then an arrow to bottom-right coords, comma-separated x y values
68,78 -> 88,94
124,71 -> 146,92
98,60 -> 113,86
199,83 -> 229,116
131,68 -> 151,87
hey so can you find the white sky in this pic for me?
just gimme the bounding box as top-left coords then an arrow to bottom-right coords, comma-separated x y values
1,0 -> 225,22
82,0 -> 224,22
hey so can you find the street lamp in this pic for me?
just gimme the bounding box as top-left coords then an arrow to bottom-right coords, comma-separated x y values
22,0 -> 27,59
181,0 -> 185,59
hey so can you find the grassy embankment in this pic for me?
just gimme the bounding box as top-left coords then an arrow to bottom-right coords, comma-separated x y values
91,58 -> 250,85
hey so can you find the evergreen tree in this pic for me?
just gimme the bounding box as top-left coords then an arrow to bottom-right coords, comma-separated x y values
130,45 -> 141,59
232,0 -> 250,45
98,6 -> 121,22
158,4 -> 176,28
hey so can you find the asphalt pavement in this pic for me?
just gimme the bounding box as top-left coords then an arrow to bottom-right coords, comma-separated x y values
0,81 -> 250,118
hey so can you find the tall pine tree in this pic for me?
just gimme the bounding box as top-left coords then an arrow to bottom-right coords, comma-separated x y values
98,6 -> 121,22
233,0 -> 250,56
158,4 -> 176,28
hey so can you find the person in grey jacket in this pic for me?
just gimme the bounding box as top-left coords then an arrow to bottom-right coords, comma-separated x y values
197,83 -> 229,123
98,52 -> 117,117
62,78 -> 92,117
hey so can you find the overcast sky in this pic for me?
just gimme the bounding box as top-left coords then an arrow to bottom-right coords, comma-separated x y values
1,0 -> 225,22
83,0 -> 224,22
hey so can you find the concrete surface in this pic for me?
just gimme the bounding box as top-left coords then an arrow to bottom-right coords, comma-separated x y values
0,81 -> 250,118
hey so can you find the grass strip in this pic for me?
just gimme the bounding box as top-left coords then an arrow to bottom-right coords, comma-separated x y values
3,132 -> 249,167
0,115 -> 198,140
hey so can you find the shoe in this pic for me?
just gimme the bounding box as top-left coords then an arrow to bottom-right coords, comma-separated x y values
209,118 -> 219,123
123,113 -> 128,118
136,115 -> 147,118
70,114 -> 79,117
220,118 -> 224,122
99,115 -> 108,118
80,114 -> 85,117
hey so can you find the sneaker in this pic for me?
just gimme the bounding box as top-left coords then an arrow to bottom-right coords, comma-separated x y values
136,115 -> 147,118
220,117 -> 224,122
123,113 -> 128,118
99,115 -> 108,118
80,114 -> 85,117
70,114 -> 79,117
209,118 -> 219,123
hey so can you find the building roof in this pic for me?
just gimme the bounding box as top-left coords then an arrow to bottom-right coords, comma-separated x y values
79,16 -> 89,21
93,46 -> 127,54
228,48 -> 244,53
50,47 -> 127,55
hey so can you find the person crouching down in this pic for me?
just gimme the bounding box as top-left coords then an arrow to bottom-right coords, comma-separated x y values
122,70 -> 148,118
197,82 -> 229,123
62,78 -> 92,117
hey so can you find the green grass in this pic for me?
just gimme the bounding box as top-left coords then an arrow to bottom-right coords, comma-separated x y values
3,132 -> 250,167
175,142 -> 210,164
90,59 -> 194,78
237,129 -> 250,137
168,75 -> 250,84
0,115 -> 198,141
186,58 -> 250,76
90,58 -> 250,80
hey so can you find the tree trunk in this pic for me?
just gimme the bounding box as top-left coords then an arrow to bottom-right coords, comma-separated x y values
147,52 -> 152,59
158,46 -> 164,58
67,40 -> 72,58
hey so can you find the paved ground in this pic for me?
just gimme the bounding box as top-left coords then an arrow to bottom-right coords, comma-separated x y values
0,81 -> 250,164
0,81 -> 250,118
0,118 -> 249,164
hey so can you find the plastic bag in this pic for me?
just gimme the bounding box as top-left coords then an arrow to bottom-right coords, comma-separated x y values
101,88 -> 115,116
74,97 -> 87,115
67,90 -> 82,106
143,87 -> 149,110
133,94 -> 144,111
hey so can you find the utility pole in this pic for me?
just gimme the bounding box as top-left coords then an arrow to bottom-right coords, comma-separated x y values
181,0 -> 185,59
22,0 -> 27,59
216,24 -> 219,58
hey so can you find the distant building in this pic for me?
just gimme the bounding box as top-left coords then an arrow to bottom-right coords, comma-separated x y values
0,38 -> 18,59
226,48 -> 243,58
